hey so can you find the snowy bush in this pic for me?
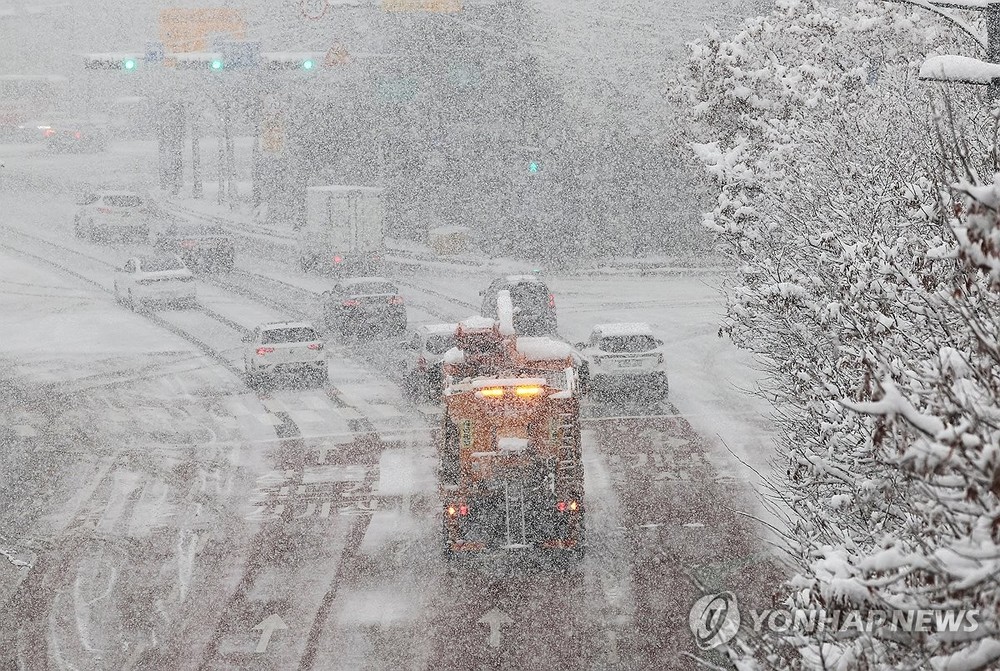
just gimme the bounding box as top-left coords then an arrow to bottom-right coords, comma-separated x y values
681,0 -> 1000,668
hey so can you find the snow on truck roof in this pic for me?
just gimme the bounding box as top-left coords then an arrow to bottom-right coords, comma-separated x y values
459,315 -> 497,330
594,322 -> 654,337
516,337 -> 574,361
421,323 -> 458,335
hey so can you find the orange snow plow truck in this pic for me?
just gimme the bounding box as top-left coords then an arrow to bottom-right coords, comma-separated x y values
438,314 -> 584,560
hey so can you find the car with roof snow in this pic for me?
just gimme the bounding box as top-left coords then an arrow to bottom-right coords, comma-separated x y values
399,322 -> 458,400
575,322 -> 668,399
154,221 -> 235,272
480,274 -> 557,337
320,277 -> 407,337
242,321 -> 326,386
113,253 -> 196,310
74,189 -> 151,242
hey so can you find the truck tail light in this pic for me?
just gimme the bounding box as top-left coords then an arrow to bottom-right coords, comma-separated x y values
256,347 -> 274,356
478,387 -> 504,398
514,385 -> 543,397
307,342 -> 323,350
388,295 -> 403,305
334,255 -> 343,264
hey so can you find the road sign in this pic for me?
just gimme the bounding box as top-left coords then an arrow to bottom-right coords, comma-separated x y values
262,115 -> 284,154
159,8 -> 246,55
324,44 -> 350,67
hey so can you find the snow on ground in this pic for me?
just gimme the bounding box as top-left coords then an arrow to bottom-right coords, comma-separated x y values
0,252 -> 204,384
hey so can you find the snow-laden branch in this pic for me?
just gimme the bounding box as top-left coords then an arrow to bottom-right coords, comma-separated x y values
883,0 -> 988,49
842,379 -> 946,436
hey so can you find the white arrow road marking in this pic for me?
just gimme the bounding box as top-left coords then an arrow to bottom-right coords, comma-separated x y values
478,608 -> 513,649
253,614 -> 288,653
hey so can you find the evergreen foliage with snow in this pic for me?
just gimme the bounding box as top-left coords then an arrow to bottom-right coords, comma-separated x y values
681,1 -> 1000,668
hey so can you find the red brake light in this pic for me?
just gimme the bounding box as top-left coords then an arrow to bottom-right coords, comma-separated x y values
388,295 -> 403,305
43,128 -> 55,137
74,131 -> 82,139
557,501 -> 567,512
180,239 -> 197,249
333,255 -> 343,264
459,505 -> 468,516
307,342 -> 323,350
342,299 -> 359,307
548,293 -> 555,309
256,347 -> 274,356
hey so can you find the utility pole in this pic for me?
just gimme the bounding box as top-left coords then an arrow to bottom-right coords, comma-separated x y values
191,103 -> 203,199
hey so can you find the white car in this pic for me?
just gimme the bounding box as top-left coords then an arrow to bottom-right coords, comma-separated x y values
113,254 -> 197,310
243,322 -> 327,386
576,323 -> 668,399
74,190 -> 150,242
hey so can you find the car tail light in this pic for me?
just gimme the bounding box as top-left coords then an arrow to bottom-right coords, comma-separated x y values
43,128 -> 55,138
342,299 -> 359,307
447,505 -> 457,517
74,131 -> 82,139
180,239 -> 197,249
556,500 -> 580,512
97,207 -> 112,214
459,505 -> 468,516
334,255 -> 343,264
417,355 -> 427,372
388,295 -> 403,305
307,343 -> 323,350
569,500 -> 579,511
256,347 -> 274,356
548,293 -> 556,308
557,501 -> 566,512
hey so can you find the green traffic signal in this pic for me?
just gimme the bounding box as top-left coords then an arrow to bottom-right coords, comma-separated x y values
528,161 -> 540,173
123,58 -> 137,71
302,59 -> 315,70
210,58 -> 224,71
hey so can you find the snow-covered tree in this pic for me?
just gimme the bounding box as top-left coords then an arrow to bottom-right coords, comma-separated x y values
680,0 -> 1000,668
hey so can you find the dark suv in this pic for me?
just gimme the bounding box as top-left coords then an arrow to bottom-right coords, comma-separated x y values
480,275 -> 558,336
321,277 -> 407,337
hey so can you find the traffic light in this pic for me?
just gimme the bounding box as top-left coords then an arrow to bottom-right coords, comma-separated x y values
262,52 -> 325,71
210,58 -> 225,71
84,53 -> 144,71
528,160 -> 541,173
